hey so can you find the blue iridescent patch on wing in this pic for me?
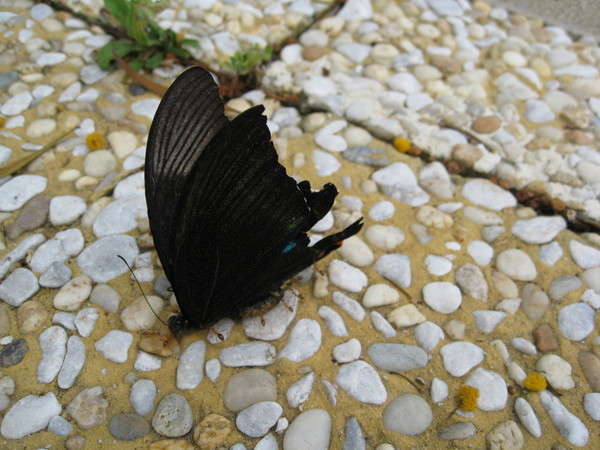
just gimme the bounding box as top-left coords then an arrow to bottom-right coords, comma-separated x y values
282,241 -> 297,253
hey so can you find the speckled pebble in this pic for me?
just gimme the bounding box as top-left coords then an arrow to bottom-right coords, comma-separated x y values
0,338 -> 28,368
67,386 -> 108,430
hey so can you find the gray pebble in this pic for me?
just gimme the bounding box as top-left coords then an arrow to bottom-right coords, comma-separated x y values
370,311 -> 396,338
383,394 -> 432,435
47,415 -> 73,436
176,340 -> 205,390
343,416 -> 366,450
109,413 -> 150,441
539,241 -> 563,266
39,262 -> 72,288
374,253 -> 411,287
318,305 -> 348,337
0,338 -> 28,367
236,401 -> 282,438
130,379 -> 157,416
548,275 -> 582,301
558,302 -> 595,341
342,145 -> 390,167
57,336 -> 86,389
77,235 -> 139,283
332,291 -> 366,322
283,409 -> 331,449
220,342 -> 276,367
473,310 -> 507,334
336,361 -> 387,404
455,263 -> 488,302
367,343 -> 428,372
438,422 -> 477,440
278,319 -> 321,362
414,321 -> 444,351
5,194 -> 49,240
37,326 -> 67,383
152,393 -> 193,438
89,284 -> 121,313
0,392 -> 61,439
223,369 -> 277,412
286,372 -> 314,408
0,268 -> 39,307
520,283 -> 550,319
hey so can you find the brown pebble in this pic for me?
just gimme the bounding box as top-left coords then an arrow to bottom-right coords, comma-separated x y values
193,414 -> 232,450
429,54 -> 461,75
565,129 -> 592,145
452,143 -> 483,167
0,338 -> 28,367
139,330 -> 180,357
17,300 -> 47,334
579,351 -> 600,392
6,194 -> 49,240
533,323 -> 558,352
472,116 -> 501,134
0,306 -> 10,337
302,45 -> 326,61
65,435 -> 86,450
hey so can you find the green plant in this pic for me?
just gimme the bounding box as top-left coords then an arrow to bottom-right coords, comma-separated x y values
223,44 -> 272,76
97,0 -> 199,70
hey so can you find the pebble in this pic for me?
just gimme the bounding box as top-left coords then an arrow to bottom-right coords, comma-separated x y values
223,369 -> 277,412
539,241 -> 563,266
0,392 -> 61,439
533,323 -> 559,352
455,263 -> 488,302
39,262 -> 72,288
473,310 -> 507,334
540,391 -> 589,446
368,343 -> 428,372
318,306 -> 348,337
283,409 -> 331,450
152,393 -> 193,438
0,338 -> 28,367
278,319 -> 321,362
95,330 -> 133,363
583,393 -> 600,421
430,377 -> 449,404
466,240 -> 494,266
93,193 -> 148,237
328,260 -> 368,292
109,413 -> 150,441
6,194 -> 49,240
342,146 -> 390,167
371,311 -> 398,337
386,304 -> 425,328
382,394 -> 432,436
461,179 -> 516,210
89,284 -> 121,313
48,415 -> 73,436
120,295 -> 162,331
134,351 -> 162,372
77,235 -> 139,283
422,282 -> 462,313
486,420 -> 524,449
362,283 -> 399,307
0,175 -> 47,212
176,340 -> 206,390
336,361 -> 387,404
67,386 -> 108,429
537,354 -> 575,390
369,201 -> 395,220
512,216 -> 567,244
58,336 -> 86,389
0,91 -> 33,116
286,372 -> 315,408
424,255 -> 452,275
465,368 -> 508,410
130,379 -> 157,416
236,402 -> 282,438
333,339 -> 361,364
332,291 -> 366,322
438,422 -> 477,440
579,351 -> 600,391
0,268 -> 39,307
337,236 -> 374,267
510,337 -> 537,356
496,249 -> 537,281
548,275 -> 582,301
49,195 -> 87,226
374,253 -> 411,287
414,321 -> 444,351
37,326 -> 67,383
514,397 -> 542,438
243,290 -> 298,340
53,274 -> 92,311
569,239 -> 600,269
440,342 -> 484,377
558,303 -> 595,341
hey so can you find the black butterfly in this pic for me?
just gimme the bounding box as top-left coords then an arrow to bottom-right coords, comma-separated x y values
145,67 -> 363,333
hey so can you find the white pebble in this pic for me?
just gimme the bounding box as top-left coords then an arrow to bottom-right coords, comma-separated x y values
414,321 -> 444,351
467,240 -> 494,265
286,372 -> 314,408
49,195 -> 86,226
336,361 -> 387,405
440,342 -> 484,377
540,391 -> 588,446
424,255 -> 453,276
177,340 -> 206,390
312,150 -> 340,176
387,304 -> 425,328
130,379 -> 156,415
558,303 -> 595,341
95,330 -> 133,363
473,310 -> 507,334
495,249 -> 537,281
332,291 -> 366,322
333,339 -> 361,363
461,179 -> 516,211
134,351 -> 162,372
423,282 -> 462,314
220,342 -> 276,367
279,319 -> 321,363
0,268 -> 39,307
205,359 -> 221,382
0,175 -> 47,212
364,225 -> 405,250
374,253 -> 411,287
57,335 -> 85,389
465,368 -> 507,410
337,236 -> 373,267
431,377 -> 449,403
0,393 -> 61,439
382,394 -> 432,435
317,306 -> 347,337
369,201 -> 395,220
283,409 -> 331,449
53,274 -> 92,311
37,326 -> 67,383
120,295 -> 162,331
515,397 -> 541,438
237,402 -> 283,438
569,239 -> 600,269
328,260 -> 368,292
362,284 -> 399,307
537,354 -> 575,390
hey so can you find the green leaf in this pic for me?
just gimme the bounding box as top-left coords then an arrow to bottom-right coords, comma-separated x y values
104,0 -> 130,27
179,38 -> 199,48
144,51 -> 165,69
129,58 -> 145,71
96,40 -> 139,69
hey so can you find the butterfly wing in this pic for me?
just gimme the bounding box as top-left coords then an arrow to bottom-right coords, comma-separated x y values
145,67 -> 228,283
147,67 -> 363,329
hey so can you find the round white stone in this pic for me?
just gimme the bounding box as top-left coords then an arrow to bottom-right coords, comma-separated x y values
495,249 -> 537,281
423,282 -> 462,314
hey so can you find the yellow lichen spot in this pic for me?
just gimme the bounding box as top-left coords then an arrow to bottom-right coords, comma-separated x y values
524,373 -> 547,392
393,137 -> 411,153
86,132 -> 105,150
0,116 -> 5,128
456,385 -> 480,412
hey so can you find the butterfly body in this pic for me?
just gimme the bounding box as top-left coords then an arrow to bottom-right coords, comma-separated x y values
145,67 -> 363,333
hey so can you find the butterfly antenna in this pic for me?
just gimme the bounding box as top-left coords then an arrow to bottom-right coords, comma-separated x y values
117,255 -> 167,328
